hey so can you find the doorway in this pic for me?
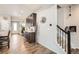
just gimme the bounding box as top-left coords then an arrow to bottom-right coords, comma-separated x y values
11,21 -> 20,34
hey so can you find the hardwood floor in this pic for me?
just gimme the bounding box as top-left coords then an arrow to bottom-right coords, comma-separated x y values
71,48 -> 79,54
23,42 -> 55,54
0,34 -> 55,54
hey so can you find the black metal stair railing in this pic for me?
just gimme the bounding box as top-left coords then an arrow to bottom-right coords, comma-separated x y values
57,25 -> 71,54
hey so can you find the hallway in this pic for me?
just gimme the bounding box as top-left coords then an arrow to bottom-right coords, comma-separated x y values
0,4 -> 57,54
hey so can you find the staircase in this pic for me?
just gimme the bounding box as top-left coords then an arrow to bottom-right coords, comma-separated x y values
57,25 -> 71,54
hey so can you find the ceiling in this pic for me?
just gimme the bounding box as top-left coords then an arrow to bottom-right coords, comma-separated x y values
57,4 -> 71,8
0,4 -> 53,17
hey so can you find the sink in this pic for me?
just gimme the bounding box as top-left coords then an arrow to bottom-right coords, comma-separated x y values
25,26 -> 36,32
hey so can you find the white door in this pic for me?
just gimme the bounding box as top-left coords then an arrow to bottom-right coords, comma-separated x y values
11,21 -> 20,33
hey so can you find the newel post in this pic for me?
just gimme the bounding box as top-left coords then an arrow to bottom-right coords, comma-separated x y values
67,31 -> 71,54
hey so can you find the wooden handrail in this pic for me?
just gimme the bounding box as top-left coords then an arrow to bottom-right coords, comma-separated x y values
57,25 -> 68,34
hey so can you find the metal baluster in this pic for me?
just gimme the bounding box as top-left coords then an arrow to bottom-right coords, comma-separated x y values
65,34 -> 67,52
57,28 -> 59,43
62,31 -> 63,48
60,30 -> 61,46
57,25 -> 71,54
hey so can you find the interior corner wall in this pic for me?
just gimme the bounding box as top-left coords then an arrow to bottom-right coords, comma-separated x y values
36,5 -> 65,54
61,5 -> 79,49
70,5 -> 79,48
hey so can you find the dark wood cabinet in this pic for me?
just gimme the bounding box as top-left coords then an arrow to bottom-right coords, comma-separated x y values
24,13 -> 37,43
29,32 -> 35,43
24,32 -> 35,43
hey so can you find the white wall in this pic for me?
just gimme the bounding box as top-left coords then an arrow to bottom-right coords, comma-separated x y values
57,6 -> 71,29
36,5 -> 65,54
57,8 -> 65,29
70,5 -> 79,48
0,16 -> 11,31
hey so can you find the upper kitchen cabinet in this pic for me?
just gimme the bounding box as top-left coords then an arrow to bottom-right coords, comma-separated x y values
26,13 -> 37,26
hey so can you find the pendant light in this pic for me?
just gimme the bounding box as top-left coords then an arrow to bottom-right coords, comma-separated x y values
69,5 -> 71,16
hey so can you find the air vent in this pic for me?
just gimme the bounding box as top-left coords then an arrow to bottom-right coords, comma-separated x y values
57,5 -> 61,9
